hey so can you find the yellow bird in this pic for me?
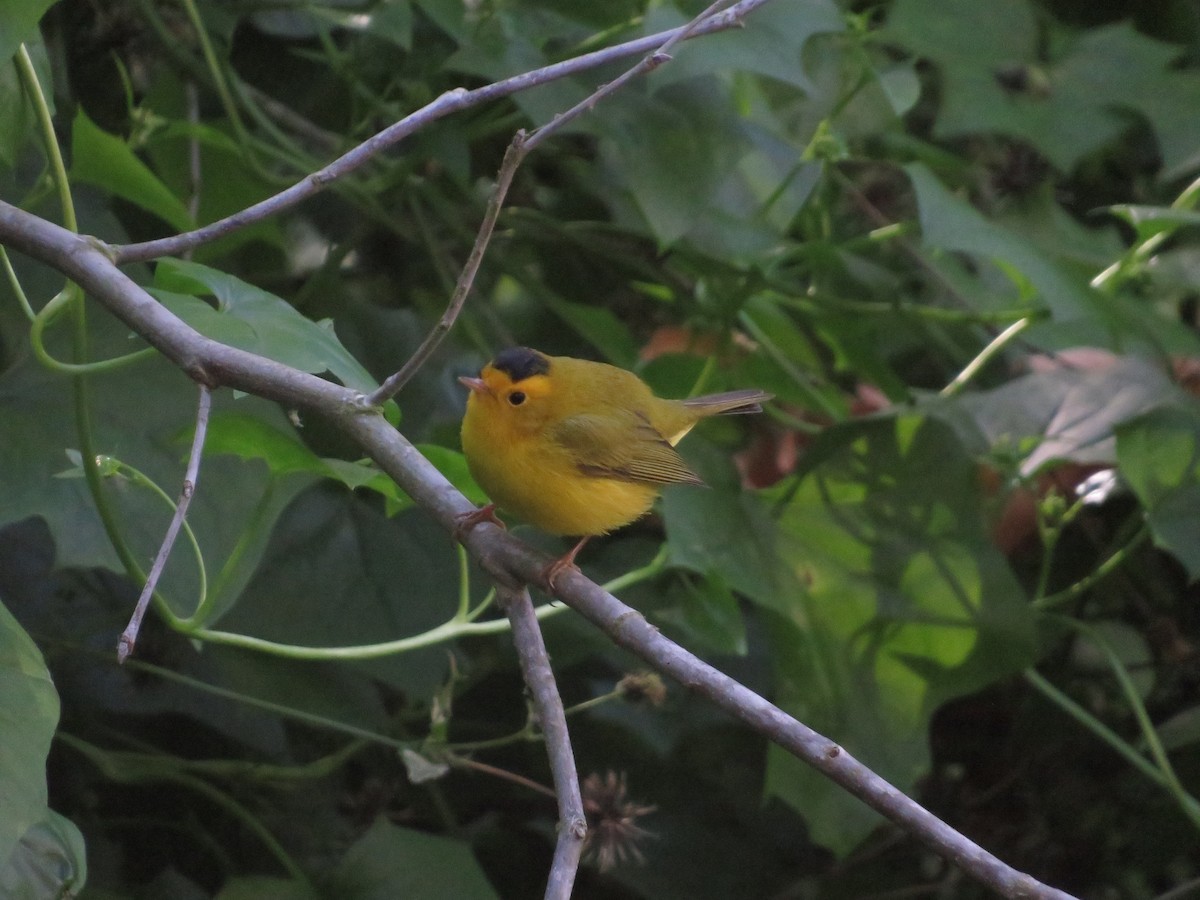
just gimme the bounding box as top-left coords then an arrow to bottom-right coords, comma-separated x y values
458,347 -> 770,584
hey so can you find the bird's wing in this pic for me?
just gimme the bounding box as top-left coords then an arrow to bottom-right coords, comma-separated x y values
550,411 -> 705,486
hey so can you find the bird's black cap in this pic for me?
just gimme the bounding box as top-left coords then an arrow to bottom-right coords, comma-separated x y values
490,347 -> 550,382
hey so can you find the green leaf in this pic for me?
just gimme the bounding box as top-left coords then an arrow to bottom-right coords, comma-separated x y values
936,353 -> 1176,477
535,293 -> 639,369
1116,402 -> 1200,581
651,0 -> 845,93
70,108 -> 194,233
214,486 -> 468,700
761,414 -> 1035,852
0,1 -> 56,65
0,304 -> 314,620
663,486 -> 800,615
152,259 -> 379,393
600,81 -> 749,246
655,572 -> 747,656
217,877 -> 320,900
0,600 -> 60,871
1106,205 -> 1200,242
330,818 -> 499,899
906,163 -> 1105,323
888,5 -> 1200,175
0,811 -> 87,900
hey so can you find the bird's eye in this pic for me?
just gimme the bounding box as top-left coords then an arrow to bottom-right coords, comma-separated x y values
508,391 -> 526,406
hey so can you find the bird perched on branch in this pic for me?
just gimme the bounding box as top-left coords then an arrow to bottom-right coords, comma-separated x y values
458,346 -> 770,585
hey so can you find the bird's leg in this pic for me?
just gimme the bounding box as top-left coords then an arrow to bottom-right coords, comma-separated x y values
541,536 -> 590,589
454,503 -> 506,542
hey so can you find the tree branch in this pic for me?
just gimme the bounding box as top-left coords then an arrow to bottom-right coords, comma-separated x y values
118,382 -> 212,663
111,0 -> 773,265
498,585 -> 586,900
0,199 -> 1076,899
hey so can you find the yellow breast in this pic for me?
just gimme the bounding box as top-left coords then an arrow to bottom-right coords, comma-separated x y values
461,392 -> 658,536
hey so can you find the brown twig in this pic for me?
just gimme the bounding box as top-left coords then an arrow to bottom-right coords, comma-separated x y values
498,585 -> 586,899
0,198 -> 1077,899
111,0 -> 772,265
523,0 -> 739,155
368,0 -> 741,402
117,383 -> 212,663
366,132 -> 529,406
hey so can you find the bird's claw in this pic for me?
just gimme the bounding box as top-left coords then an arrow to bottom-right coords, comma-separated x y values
454,503 -> 505,542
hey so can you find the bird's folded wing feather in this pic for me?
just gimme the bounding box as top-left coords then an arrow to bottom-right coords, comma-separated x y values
550,412 -> 705,486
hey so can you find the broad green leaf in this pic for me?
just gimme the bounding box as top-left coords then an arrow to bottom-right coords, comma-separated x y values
70,109 -> 193,232
419,444 -> 487,506
888,4 -> 1200,175
202,413 -> 482,513
535,293 -> 639,369
906,163 -> 1106,323
214,485 -> 470,700
0,320 -> 313,620
0,1 -> 56,64
600,82 -> 749,246
655,572 -> 747,656
0,600 -> 60,871
140,80 -> 284,260
649,0 -> 845,93
152,259 -> 379,393
330,818 -> 498,899
936,353 -> 1176,477
1116,402 -> 1200,581
663,487 -> 800,615
0,811 -> 87,900
761,414 -> 1035,852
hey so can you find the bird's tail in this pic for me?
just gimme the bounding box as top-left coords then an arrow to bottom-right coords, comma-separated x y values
681,389 -> 772,417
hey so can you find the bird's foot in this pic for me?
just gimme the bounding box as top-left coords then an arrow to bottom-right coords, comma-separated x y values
540,536 -> 590,590
454,503 -> 505,542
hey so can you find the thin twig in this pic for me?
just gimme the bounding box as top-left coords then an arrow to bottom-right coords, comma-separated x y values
366,133 -> 529,405
368,0 -> 741,400
524,0 -> 738,154
118,384 -> 213,663
451,754 -> 558,800
112,0 -> 772,264
498,585 -> 586,900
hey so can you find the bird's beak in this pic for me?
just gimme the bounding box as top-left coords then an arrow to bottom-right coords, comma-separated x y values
458,375 -> 491,396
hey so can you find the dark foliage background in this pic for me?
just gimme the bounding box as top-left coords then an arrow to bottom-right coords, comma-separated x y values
2,0 -> 1200,897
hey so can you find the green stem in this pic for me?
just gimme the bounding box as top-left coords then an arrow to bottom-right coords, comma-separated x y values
30,288 -> 157,373
16,43 -> 147,592
180,544 -> 671,660
562,689 -> 623,717
1093,173 -> 1200,291
57,732 -> 309,881
686,353 -> 718,398
738,309 -> 843,420
121,656 -> 413,752
455,544 -> 471,620
206,481 -> 275,616
177,0 -> 248,147
1032,523 -> 1150,611
1032,619 -> 1200,832
1,246 -> 36,321
16,45 -> 75,232
940,317 -> 1031,397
